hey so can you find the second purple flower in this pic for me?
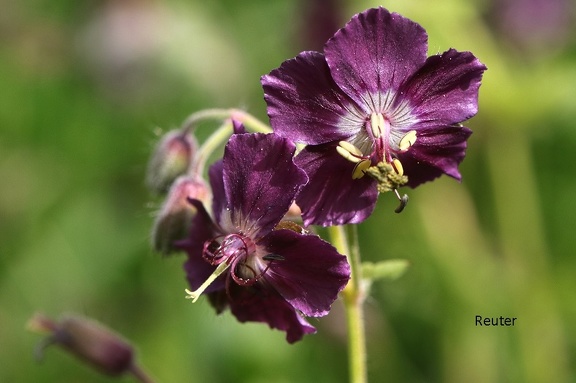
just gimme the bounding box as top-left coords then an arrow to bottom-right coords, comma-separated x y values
178,132 -> 350,343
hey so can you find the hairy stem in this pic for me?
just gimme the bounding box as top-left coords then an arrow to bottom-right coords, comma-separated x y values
180,108 -> 272,134
329,225 -> 367,383
129,363 -> 156,383
182,109 -> 272,176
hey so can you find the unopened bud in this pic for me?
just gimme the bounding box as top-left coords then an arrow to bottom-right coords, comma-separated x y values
152,175 -> 210,254
146,130 -> 198,193
28,313 -> 134,377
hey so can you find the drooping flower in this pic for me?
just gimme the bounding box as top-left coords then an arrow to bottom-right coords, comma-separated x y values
262,7 -> 487,226
177,132 -> 350,343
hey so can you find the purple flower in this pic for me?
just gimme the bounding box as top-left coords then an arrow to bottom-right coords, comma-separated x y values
262,7 -> 486,226
177,132 -> 350,343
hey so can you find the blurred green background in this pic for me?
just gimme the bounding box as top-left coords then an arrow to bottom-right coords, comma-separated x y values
1,0 -> 575,382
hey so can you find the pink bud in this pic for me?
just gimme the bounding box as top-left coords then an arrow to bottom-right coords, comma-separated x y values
146,130 -> 197,193
152,175 -> 210,254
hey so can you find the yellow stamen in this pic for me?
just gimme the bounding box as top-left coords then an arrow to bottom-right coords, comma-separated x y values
185,262 -> 230,302
370,113 -> 384,138
352,159 -> 371,179
391,158 -> 404,176
399,130 -> 417,151
377,113 -> 386,136
336,141 -> 363,163
338,141 -> 363,156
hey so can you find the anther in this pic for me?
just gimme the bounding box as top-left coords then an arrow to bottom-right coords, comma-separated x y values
339,141 -> 363,156
336,141 -> 363,163
377,113 -> 386,136
399,130 -> 417,151
352,159 -> 371,179
393,189 -> 409,213
391,158 -> 404,176
370,113 -> 382,138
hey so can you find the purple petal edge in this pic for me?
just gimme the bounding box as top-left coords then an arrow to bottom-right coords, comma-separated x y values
261,229 -> 350,317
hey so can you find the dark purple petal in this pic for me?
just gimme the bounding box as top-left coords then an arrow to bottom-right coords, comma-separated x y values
207,290 -> 229,314
295,143 -> 378,226
177,200 -> 225,293
262,51 -> 363,145
398,125 -> 472,187
227,283 -> 316,343
223,133 -> 308,236
208,160 -> 225,225
399,49 -> 487,128
324,7 -> 428,106
260,229 -> 350,317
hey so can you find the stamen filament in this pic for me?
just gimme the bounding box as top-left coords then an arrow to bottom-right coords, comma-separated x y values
185,262 -> 230,302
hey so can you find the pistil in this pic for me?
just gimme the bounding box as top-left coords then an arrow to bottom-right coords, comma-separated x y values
185,261 -> 231,302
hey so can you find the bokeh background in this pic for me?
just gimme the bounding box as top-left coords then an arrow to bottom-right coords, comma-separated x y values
2,0 -> 575,382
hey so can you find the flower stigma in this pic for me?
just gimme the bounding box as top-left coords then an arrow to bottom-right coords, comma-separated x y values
185,261 -> 230,302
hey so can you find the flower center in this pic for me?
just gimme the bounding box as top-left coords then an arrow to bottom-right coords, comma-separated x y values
185,233 -> 254,302
185,234 -> 282,302
202,233 -> 254,265
336,112 -> 417,180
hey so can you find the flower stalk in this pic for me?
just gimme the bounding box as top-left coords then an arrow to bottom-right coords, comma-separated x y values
179,108 -> 272,135
330,225 -> 367,383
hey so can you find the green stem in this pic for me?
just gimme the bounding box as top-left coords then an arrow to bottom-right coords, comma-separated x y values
181,109 -> 272,176
229,109 -> 273,133
191,120 -> 233,175
129,363 -> 156,383
329,225 -> 367,383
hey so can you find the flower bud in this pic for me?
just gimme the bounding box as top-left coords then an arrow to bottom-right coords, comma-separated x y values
28,313 -> 134,377
152,175 -> 210,254
146,129 -> 198,194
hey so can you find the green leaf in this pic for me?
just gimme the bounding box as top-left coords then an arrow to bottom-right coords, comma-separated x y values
362,259 -> 410,282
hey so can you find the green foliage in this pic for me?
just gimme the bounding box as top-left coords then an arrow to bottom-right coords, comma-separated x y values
2,0 -> 576,382
362,259 -> 410,282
